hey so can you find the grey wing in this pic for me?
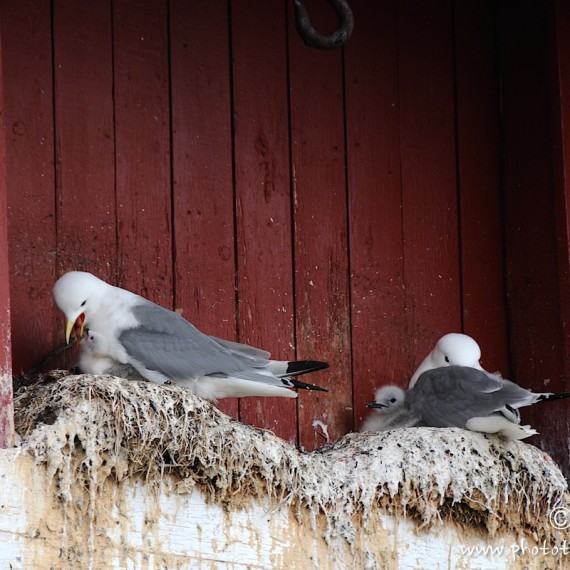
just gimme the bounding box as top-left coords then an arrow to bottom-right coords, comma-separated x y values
495,376 -> 538,407
209,336 -> 271,363
406,366 -> 514,428
119,302 -> 269,380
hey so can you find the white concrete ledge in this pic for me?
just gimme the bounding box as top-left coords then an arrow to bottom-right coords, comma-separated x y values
7,375 -> 569,569
0,449 -> 568,569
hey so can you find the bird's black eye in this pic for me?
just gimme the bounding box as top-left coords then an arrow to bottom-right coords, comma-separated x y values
390,398 -> 397,403
444,356 -> 450,363
80,300 -> 87,307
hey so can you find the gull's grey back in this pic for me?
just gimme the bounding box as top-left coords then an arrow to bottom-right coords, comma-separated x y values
119,301 -> 281,384
406,366 -> 526,428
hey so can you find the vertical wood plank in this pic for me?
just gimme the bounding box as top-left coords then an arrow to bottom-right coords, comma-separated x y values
399,0 -> 462,366
345,0 -> 406,428
0,25 -> 14,447
289,0 -> 351,448
500,0 -> 568,477
454,0 -> 510,374
550,0 -> 570,480
114,0 -> 172,305
231,0 -> 297,441
53,0 -> 116,281
1,0 -> 57,373
552,0 -> 570,394
52,0 -> 115,369
170,0 -> 238,418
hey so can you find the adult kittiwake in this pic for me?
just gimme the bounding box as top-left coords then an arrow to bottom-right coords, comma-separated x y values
360,385 -> 422,432
409,331 -> 570,412
53,271 -> 329,401
370,364 -> 570,439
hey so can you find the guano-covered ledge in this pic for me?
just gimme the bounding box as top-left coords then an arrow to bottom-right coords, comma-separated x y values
1,373 -> 568,569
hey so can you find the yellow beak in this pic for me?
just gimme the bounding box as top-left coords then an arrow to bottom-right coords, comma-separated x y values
65,318 -> 84,344
65,320 -> 74,344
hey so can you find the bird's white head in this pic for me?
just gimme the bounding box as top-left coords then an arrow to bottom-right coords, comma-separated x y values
52,271 -> 109,343
367,385 -> 406,412
409,332 -> 483,388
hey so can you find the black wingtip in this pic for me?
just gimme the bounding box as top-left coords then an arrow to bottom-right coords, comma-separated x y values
536,392 -> 570,403
290,378 -> 328,392
286,360 -> 329,377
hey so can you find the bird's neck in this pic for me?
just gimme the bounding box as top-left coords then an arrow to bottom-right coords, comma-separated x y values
86,285 -> 140,336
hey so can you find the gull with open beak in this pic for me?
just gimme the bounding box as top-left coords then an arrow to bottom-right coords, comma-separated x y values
52,271 -> 329,401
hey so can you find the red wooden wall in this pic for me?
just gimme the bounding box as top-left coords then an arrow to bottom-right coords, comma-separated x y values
500,0 -> 570,477
0,0 -> 568,473
0,25 -> 13,448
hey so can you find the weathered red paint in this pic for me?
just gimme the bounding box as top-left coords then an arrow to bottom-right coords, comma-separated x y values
454,0 -> 510,374
0,24 -> 14,447
0,0 -> 568,474
54,0 -> 116,286
553,0 -> 570,391
2,0 -> 58,372
399,0 -> 462,362
551,0 -> 570,479
500,0 -> 569,476
170,0 -> 238,419
345,0 -> 407,428
231,0 -> 298,442
289,0 -> 351,448
114,0 -> 173,306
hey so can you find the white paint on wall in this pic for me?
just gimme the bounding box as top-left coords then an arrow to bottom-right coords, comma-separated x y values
0,449 -> 566,569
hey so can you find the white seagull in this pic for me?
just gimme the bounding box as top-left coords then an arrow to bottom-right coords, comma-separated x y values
53,271 -> 329,401
395,333 -> 570,439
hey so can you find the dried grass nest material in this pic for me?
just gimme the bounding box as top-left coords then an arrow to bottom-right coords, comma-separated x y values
14,373 -> 570,544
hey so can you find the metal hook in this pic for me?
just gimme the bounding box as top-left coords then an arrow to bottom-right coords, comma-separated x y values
293,0 -> 354,50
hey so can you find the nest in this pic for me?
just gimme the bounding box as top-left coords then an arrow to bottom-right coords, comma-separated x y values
14,372 -> 570,546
